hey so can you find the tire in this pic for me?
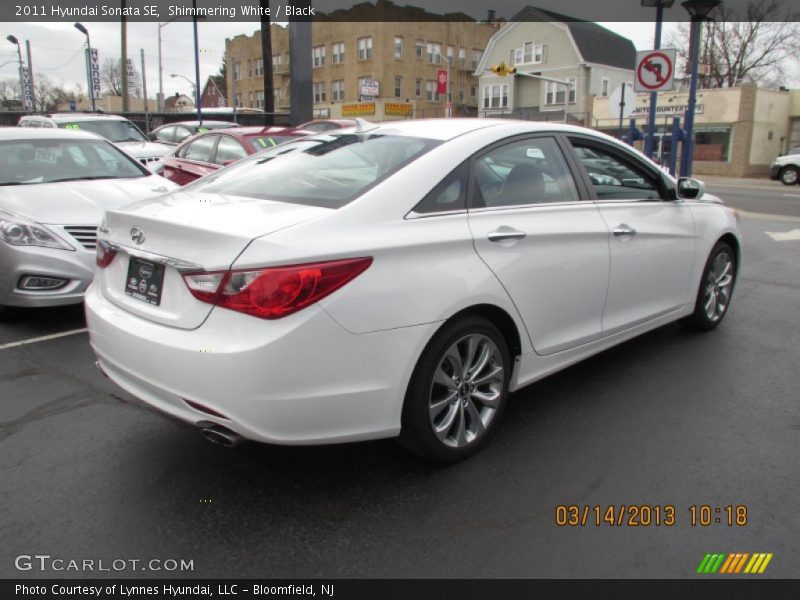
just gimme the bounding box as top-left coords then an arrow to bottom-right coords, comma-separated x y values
780,165 -> 799,186
681,241 -> 737,331
399,316 -> 511,462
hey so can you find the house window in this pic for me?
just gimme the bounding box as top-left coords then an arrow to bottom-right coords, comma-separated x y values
601,78 -> 610,97
255,58 -> 263,76
545,78 -> 576,105
313,45 -> 326,68
255,90 -> 264,108
471,49 -> 482,69
523,42 -> 533,63
427,43 -> 442,64
482,84 -> 509,109
234,93 -> 242,108
447,46 -> 454,66
415,78 -> 422,97
426,80 -> 439,101
233,61 -> 242,81
357,37 -> 373,60
394,37 -> 403,59
459,47 -> 466,66
394,76 -> 402,98
313,82 -> 326,103
415,40 -> 425,59
247,59 -> 253,78
470,85 -> 477,97
534,45 -> 545,63
272,53 -> 282,66
332,80 -> 345,101
248,91 -> 254,107
332,42 -> 345,64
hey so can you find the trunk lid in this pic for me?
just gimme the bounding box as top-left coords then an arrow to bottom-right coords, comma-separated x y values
98,190 -> 333,329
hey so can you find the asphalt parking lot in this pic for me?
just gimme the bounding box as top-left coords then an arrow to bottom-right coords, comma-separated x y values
1,177 -> 798,579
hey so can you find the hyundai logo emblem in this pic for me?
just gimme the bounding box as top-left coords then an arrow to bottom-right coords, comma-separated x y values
130,227 -> 145,245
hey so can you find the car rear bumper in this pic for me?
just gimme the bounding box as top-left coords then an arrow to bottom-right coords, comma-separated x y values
0,243 -> 94,307
85,282 -> 438,445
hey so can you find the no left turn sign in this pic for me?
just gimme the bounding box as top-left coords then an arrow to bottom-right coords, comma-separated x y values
634,49 -> 676,92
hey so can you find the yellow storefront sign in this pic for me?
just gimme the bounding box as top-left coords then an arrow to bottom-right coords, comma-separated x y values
342,102 -> 376,117
384,102 -> 413,117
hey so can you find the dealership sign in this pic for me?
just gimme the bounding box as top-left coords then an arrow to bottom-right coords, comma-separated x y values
20,66 -> 33,109
384,101 -> 413,117
86,48 -> 101,99
359,79 -> 379,99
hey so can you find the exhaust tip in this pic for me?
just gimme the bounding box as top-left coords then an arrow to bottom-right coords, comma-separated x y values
201,425 -> 243,448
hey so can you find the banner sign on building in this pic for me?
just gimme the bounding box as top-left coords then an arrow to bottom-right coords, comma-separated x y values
631,103 -> 703,117
20,66 -> 34,109
384,101 -> 413,117
342,102 -> 376,117
87,48 -> 101,99
436,69 -> 448,94
126,57 -> 139,89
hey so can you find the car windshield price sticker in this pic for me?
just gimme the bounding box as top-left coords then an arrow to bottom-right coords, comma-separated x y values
634,49 -> 676,92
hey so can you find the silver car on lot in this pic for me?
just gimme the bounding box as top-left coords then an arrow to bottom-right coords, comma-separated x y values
0,128 -> 177,317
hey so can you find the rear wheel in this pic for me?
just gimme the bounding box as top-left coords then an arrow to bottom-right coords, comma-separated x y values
399,316 -> 510,462
682,241 -> 737,331
780,165 -> 799,185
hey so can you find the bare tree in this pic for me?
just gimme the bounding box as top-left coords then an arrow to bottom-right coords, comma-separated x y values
0,78 -> 19,104
667,0 -> 800,88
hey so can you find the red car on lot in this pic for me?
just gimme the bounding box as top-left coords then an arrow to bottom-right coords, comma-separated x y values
160,126 -> 309,185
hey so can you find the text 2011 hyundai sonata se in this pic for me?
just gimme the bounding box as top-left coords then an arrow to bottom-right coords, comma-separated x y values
86,119 -> 741,461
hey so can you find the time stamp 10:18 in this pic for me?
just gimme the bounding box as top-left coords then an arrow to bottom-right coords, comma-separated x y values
554,505 -> 749,527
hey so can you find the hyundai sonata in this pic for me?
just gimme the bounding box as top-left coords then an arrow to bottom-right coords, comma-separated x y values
0,128 -> 176,318
86,119 -> 740,461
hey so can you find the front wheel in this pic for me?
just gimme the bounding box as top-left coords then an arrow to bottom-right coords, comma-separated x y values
682,241 -> 737,331
780,166 -> 799,185
399,316 -> 511,462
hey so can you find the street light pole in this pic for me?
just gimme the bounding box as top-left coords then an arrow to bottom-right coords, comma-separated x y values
191,0 -> 202,127
25,39 -> 35,111
680,0 -> 720,177
6,36 -> 25,111
74,22 -> 95,112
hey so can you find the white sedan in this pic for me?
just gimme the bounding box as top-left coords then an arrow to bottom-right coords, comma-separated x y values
0,128 -> 176,318
86,119 -> 740,461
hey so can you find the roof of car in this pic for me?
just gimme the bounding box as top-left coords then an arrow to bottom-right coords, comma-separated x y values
0,126 -> 103,140
20,112 -> 130,122
156,120 -> 237,129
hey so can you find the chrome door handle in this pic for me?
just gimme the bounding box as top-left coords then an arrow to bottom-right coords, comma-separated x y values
488,229 -> 527,243
612,224 -> 637,237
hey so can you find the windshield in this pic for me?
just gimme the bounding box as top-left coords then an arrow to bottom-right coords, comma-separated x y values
58,119 -> 147,143
246,134 -> 300,151
0,139 -> 148,185
195,133 -> 440,208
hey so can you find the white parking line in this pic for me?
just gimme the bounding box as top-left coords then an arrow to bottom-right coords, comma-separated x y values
0,328 -> 88,351
782,193 -> 800,198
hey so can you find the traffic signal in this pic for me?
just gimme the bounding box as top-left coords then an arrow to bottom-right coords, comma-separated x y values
489,63 -> 517,77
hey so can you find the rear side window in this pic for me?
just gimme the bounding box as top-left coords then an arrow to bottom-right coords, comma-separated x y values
183,135 -> 218,162
412,161 -> 468,214
155,126 -> 176,143
214,136 -> 248,165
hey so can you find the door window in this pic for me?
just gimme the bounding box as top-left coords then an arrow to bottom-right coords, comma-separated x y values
472,137 -> 579,208
214,136 -> 248,165
182,135 -> 217,163
570,140 -> 662,200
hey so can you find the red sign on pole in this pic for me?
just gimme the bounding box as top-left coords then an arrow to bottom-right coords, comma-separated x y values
436,69 -> 448,94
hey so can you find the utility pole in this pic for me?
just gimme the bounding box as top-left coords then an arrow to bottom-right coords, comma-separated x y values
260,0 -> 274,122
121,4 -> 129,112
140,48 -> 148,114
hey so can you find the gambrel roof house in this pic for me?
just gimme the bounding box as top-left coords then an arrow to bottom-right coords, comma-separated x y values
475,6 -> 636,123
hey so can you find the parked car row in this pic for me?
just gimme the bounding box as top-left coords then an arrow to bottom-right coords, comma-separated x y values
770,147 -> 800,185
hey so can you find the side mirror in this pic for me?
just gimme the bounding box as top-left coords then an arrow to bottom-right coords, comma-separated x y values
676,177 -> 705,200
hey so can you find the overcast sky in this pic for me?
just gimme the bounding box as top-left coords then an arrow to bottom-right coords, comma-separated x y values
0,20 -> 797,102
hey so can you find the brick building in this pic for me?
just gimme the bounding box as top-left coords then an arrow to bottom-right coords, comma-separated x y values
224,1 -> 498,119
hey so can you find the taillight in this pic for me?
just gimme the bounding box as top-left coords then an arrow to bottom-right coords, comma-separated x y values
96,240 -> 117,268
182,257 -> 372,319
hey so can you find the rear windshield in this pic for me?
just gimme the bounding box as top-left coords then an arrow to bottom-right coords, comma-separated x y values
0,139 -> 148,185
195,133 -> 440,208
58,119 -> 147,143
